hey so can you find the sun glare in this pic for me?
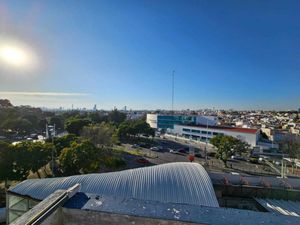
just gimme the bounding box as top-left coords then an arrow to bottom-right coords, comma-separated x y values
0,40 -> 38,71
0,46 -> 28,66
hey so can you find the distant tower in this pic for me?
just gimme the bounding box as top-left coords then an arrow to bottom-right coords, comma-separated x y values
124,106 -> 127,111
93,104 -> 97,111
46,124 -> 49,139
72,104 -> 74,110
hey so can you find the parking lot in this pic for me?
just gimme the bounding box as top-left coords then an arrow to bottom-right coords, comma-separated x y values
123,137 -> 278,176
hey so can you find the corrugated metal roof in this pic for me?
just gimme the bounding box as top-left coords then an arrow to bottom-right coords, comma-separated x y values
9,162 -> 219,208
256,198 -> 300,217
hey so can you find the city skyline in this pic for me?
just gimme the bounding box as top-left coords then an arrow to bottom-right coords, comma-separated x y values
0,0 -> 300,110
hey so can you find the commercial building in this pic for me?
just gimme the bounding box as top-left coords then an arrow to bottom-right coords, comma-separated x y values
146,114 -> 218,130
171,124 -> 259,147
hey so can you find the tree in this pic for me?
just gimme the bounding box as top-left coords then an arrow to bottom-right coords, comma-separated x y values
22,115 -> 38,130
38,118 -> 48,130
12,142 -> 53,179
0,141 -> 14,187
0,99 -> 13,107
10,142 -> 32,180
88,112 -> 107,124
65,118 -> 90,135
210,135 -> 249,167
53,134 -> 78,156
107,109 -> 126,126
80,123 -> 117,147
279,136 -> 300,159
1,117 -> 33,133
28,142 -> 53,178
50,116 -> 64,129
59,140 -> 99,175
117,119 -> 155,139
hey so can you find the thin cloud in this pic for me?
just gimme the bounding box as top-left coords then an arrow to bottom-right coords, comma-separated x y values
0,91 -> 90,97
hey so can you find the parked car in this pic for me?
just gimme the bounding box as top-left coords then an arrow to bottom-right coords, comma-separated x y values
132,144 -> 140,148
231,155 -> 247,161
195,152 -> 203,158
178,148 -> 188,154
169,149 -> 179,154
136,158 -> 150,164
139,143 -> 151,148
150,147 -> 159,151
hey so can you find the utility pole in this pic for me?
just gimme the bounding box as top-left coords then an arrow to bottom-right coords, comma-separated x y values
51,124 -> 56,177
204,119 -> 209,165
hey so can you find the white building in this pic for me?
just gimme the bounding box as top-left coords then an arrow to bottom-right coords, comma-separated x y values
171,124 -> 259,147
146,114 -> 218,130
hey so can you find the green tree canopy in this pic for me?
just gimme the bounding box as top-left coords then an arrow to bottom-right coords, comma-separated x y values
107,109 -> 126,126
0,141 -> 14,186
65,118 -> 90,135
87,112 -> 107,124
53,134 -> 78,156
80,122 -> 117,147
13,141 -> 53,178
117,119 -> 154,138
210,135 -> 249,167
50,116 -> 64,130
59,139 -> 99,176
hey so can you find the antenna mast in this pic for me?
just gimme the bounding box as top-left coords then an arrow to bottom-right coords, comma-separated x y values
172,70 -> 175,114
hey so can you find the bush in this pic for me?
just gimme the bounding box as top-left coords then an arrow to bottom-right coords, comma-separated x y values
249,157 -> 259,164
104,156 -> 126,169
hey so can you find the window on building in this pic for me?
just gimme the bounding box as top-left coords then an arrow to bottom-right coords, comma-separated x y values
192,129 -> 200,133
183,128 -> 191,132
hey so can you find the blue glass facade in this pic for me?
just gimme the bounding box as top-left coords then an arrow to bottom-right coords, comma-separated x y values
157,115 -> 197,129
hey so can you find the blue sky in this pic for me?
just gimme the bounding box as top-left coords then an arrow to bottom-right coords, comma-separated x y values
0,0 -> 299,110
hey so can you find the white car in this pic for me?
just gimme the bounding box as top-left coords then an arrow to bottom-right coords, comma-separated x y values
169,149 -> 179,154
150,147 -> 159,151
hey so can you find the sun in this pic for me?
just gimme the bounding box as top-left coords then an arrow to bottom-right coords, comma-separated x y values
0,45 -> 29,67
0,40 -> 38,71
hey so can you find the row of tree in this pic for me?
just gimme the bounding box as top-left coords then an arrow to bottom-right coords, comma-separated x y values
0,99 -> 130,136
0,134 -> 128,186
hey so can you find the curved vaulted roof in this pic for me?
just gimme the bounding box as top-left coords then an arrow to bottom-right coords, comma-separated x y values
9,162 -> 219,208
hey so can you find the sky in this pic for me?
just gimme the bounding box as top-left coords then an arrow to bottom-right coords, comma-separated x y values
0,0 -> 299,110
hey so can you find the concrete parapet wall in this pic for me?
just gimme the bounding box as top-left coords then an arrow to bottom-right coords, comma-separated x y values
215,184 -> 300,201
62,208 -> 204,225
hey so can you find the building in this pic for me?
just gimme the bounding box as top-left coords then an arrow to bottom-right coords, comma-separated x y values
6,163 -> 300,225
146,113 -> 218,130
171,124 -> 259,147
7,162 -> 218,224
